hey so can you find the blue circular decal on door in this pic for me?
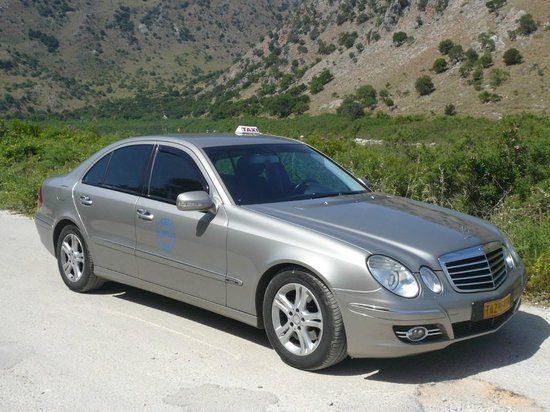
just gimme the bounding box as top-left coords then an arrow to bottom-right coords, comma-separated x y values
156,218 -> 176,252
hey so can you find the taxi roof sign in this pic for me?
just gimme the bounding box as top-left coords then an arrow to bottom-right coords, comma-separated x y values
235,125 -> 260,136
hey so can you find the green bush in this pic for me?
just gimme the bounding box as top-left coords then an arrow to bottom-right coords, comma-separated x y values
479,91 -> 502,103
309,69 -> 334,94
448,44 -> 465,63
418,0 -> 428,11
392,31 -> 408,46
444,103 -> 456,116
438,39 -> 454,55
338,31 -> 358,49
415,75 -> 435,96
355,85 -> 377,108
432,58 -> 448,74
465,48 -> 479,63
489,68 -> 509,87
503,48 -> 523,65
317,40 -> 336,55
486,0 -> 506,12
478,51 -> 493,68
517,14 -> 538,36
336,97 -> 364,119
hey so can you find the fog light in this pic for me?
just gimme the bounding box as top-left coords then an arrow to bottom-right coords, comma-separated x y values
406,326 -> 428,342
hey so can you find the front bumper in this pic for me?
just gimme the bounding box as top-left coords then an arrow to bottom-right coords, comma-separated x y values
334,266 -> 525,358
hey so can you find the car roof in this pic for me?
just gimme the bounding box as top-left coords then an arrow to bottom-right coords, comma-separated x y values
120,133 -> 301,149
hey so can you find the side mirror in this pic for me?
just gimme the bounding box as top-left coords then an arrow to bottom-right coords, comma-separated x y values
358,177 -> 371,189
176,191 -> 216,213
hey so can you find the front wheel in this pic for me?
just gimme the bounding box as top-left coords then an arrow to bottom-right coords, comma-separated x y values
263,268 -> 347,370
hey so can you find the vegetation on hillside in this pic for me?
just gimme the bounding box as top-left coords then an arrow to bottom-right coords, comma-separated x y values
0,115 -> 548,300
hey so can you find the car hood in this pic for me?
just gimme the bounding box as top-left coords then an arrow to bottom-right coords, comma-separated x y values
244,192 -> 502,269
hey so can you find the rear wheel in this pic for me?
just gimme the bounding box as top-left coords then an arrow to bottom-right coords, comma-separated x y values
263,268 -> 347,370
56,225 -> 103,292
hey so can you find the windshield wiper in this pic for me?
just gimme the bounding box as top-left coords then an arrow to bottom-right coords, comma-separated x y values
308,190 -> 367,200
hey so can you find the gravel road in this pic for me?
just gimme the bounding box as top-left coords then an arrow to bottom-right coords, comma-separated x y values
0,211 -> 548,411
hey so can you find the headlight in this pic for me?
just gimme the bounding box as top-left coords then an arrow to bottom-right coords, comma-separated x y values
502,235 -> 520,268
367,255 -> 420,298
419,267 -> 442,294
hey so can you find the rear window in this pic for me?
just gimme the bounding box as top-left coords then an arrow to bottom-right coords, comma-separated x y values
82,153 -> 111,186
102,145 -> 152,194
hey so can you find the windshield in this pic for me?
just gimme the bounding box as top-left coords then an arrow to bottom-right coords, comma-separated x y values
204,143 -> 367,205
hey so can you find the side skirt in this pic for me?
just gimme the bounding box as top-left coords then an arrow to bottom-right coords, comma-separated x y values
95,266 -> 259,328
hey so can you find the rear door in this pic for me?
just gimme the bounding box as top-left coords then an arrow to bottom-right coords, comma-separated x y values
134,144 -> 228,304
74,143 -> 154,276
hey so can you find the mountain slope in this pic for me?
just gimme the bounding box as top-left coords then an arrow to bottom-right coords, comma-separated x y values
0,0 -> 298,114
216,0 -> 550,117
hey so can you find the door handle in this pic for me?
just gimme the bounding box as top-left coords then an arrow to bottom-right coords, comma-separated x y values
80,195 -> 93,206
136,208 -> 154,221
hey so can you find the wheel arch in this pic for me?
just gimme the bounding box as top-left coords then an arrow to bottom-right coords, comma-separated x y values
53,217 -> 82,249
255,262 -> 331,329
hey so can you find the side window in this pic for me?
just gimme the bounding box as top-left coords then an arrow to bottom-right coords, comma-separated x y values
149,146 -> 208,204
102,145 -> 152,194
82,153 -> 111,186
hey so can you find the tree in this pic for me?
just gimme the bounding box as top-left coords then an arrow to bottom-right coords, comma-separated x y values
392,31 -> 408,46
503,48 -> 523,65
432,58 -> 448,73
478,51 -> 493,68
356,85 -> 377,108
479,91 -> 501,103
438,39 -> 454,55
448,44 -> 465,63
415,75 -> 435,96
338,31 -> 358,49
309,69 -> 334,94
337,97 -> 364,119
485,0 -> 506,12
465,48 -> 479,63
517,14 -> 538,36
444,103 -> 456,116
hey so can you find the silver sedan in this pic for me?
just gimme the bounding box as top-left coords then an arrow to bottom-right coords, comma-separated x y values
35,127 -> 525,370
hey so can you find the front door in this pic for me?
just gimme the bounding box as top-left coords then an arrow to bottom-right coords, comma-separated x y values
74,143 -> 154,276
134,144 -> 227,305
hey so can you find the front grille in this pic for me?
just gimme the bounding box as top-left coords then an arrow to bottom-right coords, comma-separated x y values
439,242 -> 507,292
452,303 -> 515,339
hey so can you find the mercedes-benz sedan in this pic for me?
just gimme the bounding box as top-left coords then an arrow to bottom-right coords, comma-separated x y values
35,127 -> 525,370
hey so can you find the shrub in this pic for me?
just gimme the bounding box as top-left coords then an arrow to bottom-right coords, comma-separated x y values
486,0 -> 506,12
432,58 -> 448,73
356,85 -> 377,108
318,39 -> 336,55
478,32 -> 496,51
448,44 -> 465,63
478,51 -> 493,68
479,91 -> 501,103
338,31 -> 358,49
418,0 -> 428,11
465,48 -> 479,63
336,97 -> 364,119
503,48 -> 523,65
438,39 -> 454,55
357,13 -> 368,23
435,0 -> 449,13
517,14 -> 538,36
470,67 -> 484,90
309,69 -> 334,94
384,97 -> 395,107
28,29 -> 59,52
392,31 -> 408,46
489,68 -> 509,87
415,75 -> 435,96
444,103 -> 456,116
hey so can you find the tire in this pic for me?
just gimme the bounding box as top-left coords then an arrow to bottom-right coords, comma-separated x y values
263,267 -> 347,370
55,224 -> 103,292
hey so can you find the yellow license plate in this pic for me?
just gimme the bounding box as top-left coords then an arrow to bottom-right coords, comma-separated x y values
483,294 -> 512,319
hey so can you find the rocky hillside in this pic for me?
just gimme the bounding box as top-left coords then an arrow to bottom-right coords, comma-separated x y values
215,0 -> 550,118
1,0 -> 549,118
0,0 -> 298,114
